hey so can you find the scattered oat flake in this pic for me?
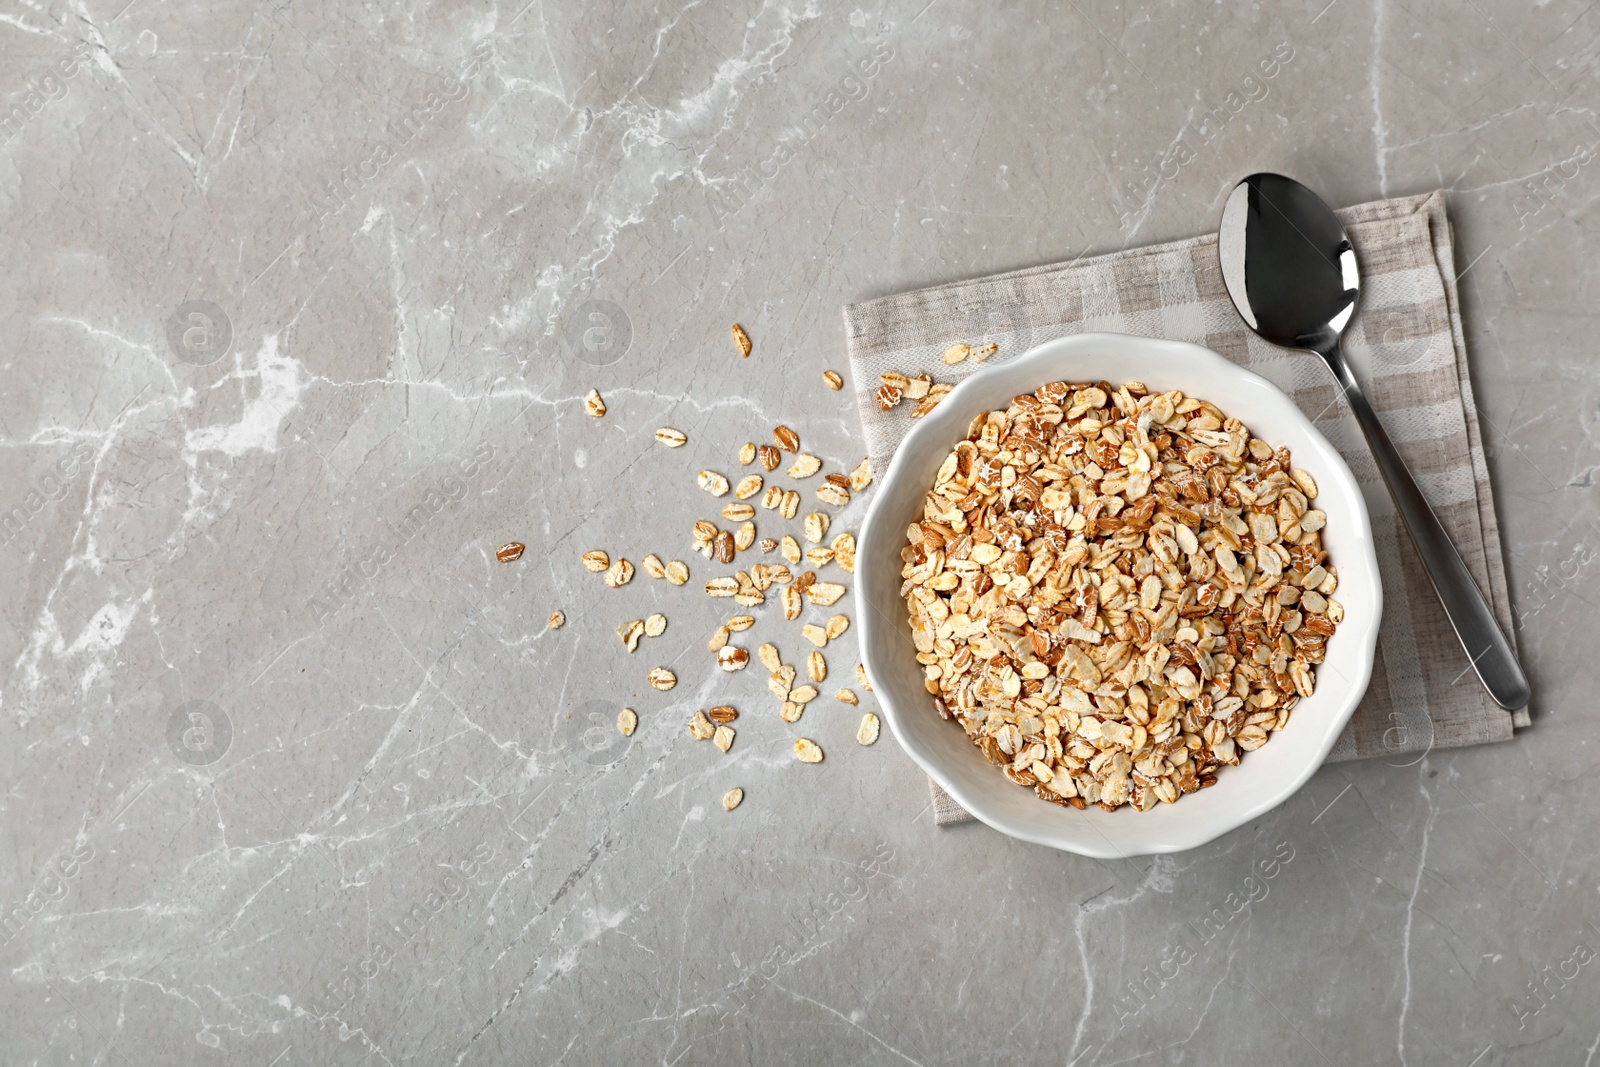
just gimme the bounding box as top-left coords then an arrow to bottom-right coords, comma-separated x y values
738,442 -> 757,465
584,389 -> 606,417
758,643 -> 782,672
644,613 -> 667,638
722,503 -> 755,522
708,705 -> 738,724
836,688 -> 859,705
717,646 -> 750,672
780,701 -> 803,723
769,664 -> 796,699
707,625 -> 730,652
801,624 -> 829,648
647,667 -> 676,691
803,513 -> 830,544
605,558 -> 634,587
758,538 -> 778,553
665,560 -> 689,585
734,474 -> 763,500
876,383 -> 902,410
689,710 -> 715,740
816,483 -> 850,507
805,582 -> 846,606
617,619 -> 645,652
971,341 -> 998,362
831,533 -> 856,572
731,323 -> 752,358
699,471 -> 730,497
780,535 -> 802,564
856,663 -> 872,691
757,445 -> 781,471
856,713 -> 880,746
734,522 -> 755,551
825,614 -> 850,639
942,343 -> 970,365
849,458 -> 873,492
804,546 -> 833,569
722,787 -> 744,811
641,554 -> 666,579
617,708 -> 638,736
713,725 -> 735,752
655,427 -> 687,447
823,370 -> 843,390
582,550 -> 609,572
790,685 -> 818,704
793,738 -> 824,763
726,614 -> 756,632
787,453 -> 821,479
807,650 -> 827,683
549,611 -> 565,629
773,425 -> 799,453
780,585 -> 802,620
779,490 -> 800,519
496,542 -> 525,563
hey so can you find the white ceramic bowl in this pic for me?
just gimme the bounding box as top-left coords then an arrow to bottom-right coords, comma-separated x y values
856,333 -> 1382,856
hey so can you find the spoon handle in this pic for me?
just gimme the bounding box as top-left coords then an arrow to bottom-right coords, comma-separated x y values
1323,343 -> 1531,711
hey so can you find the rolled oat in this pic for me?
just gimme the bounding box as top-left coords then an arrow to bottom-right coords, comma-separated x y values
803,513 -> 830,544
699,471 -> 731,497
856,713 -> 880,745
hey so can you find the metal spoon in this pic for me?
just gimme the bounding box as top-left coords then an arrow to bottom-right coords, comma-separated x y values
1218,172 -> 1530,711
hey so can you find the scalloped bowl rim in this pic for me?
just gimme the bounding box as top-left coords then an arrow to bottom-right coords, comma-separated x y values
855,332 -> 1382,857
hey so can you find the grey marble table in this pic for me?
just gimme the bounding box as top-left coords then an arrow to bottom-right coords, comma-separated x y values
2,1 -> 1597,1063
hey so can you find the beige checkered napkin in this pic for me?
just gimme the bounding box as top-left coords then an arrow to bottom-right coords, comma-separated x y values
842,191 -> 1527,827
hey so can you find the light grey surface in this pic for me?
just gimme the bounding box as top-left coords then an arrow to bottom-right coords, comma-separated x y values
1,1 -> 1596,1063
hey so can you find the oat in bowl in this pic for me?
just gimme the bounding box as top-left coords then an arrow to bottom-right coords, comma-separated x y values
855,333 -> 1382,856
902,380 -> 1339,813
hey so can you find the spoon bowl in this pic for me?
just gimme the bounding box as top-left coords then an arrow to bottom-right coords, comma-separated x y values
1219,174 -> 1360,349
